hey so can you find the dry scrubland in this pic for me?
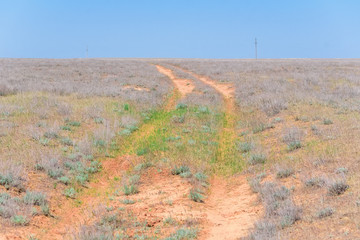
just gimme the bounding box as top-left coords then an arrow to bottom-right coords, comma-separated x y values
0,58 -> 359,239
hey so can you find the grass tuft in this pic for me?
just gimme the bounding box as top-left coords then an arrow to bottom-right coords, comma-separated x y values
327,180 -> 349,196
317,207 -> 334,219
189,189 -> 204,203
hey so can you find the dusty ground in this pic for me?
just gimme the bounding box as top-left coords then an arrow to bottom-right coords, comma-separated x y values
1,59 -> 359,239
1,63 -> 262,239
156,66 -> 261,239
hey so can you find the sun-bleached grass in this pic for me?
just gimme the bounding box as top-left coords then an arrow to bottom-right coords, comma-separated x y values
0,89 -> 161,227
0,59 -> 173,108
167,59 -> 360,115
1,59 -> 360,238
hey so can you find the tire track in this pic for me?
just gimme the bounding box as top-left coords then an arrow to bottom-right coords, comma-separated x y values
158,65 -> 261,240
21,71 -> 185,240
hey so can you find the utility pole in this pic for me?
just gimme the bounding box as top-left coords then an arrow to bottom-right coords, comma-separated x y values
255,38 -> 258,60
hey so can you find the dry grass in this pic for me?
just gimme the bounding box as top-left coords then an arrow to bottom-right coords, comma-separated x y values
1,59 -> 360,239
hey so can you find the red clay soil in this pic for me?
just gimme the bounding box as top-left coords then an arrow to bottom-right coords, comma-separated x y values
0,156 -> 135,240
156,65 -> 262,239
156,65 -> 195,97
0,65 -> 261,240
198,176 -> 261,240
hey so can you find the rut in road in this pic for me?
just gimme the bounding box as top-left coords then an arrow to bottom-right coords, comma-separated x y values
157,65 -> 261,240
2,76 -> 186,239
26,66 -> 197,239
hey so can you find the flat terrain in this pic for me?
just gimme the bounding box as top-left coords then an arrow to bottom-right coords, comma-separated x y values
0,59 -> 360,239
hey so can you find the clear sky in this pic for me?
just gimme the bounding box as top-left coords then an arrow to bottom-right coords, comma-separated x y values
1,0 -> 359,59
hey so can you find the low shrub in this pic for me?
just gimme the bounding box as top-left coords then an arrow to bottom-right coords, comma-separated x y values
129,175 -> 140,185
335,167 -> 348,174
252,123 -> 273,134
41,204 -> 50,216
47,167 -> 63,179
76,173 -> 89,185
311,125 -> 321,135
260,182 -> 290,217
0,84 -> 16,96
171,115 -> 185,123
279,200 -> 301,228
305,177 -> 325,188
94,139 -> 106,147
283,127 -> 303,151
259,97 -> 287,116
121,199 -> 135,205
248,177 -> 261,193
176,103 -> 188,110
64,187 -> 76,198
136,148 -> 148,156
198,106 -> 210,114
194,172 -> 207,182
11,215 -> 29,226
72,224 -> 114,240
317,207 -> 334,219
237,141 -> 253,153
123,103 -> 130,111
189,189 -> 204,203
248,220 -> 278,240
180,171 -> 192,178
0,162 -> 26,191
323,119 -> 333,125
165,228 -> 198,240
327,180 -> 349,196
123,184 -> 138,196
60,126 -> 72,131
134,162 -> 153,172
61,137 -> 73,146
66,120 -> 81,127
276,168 -> 294,179
87,161 -> 102,174
287,141 -> 302,151
171,165 -> 190,175
23,191 -> 47,206
94,117 -> 104,124
248,154 -> 266,165
44,131 -> 59,139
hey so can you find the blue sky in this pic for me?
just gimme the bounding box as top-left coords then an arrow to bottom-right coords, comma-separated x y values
1,0 -> 359,58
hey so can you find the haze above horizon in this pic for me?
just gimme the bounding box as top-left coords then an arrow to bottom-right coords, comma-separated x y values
1,0 -> 359,59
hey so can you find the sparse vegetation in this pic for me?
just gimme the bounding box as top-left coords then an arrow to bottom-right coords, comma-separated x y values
11,215 -> 29,226
317,207 -> 334,219
0,161 -> 25,191
327,179 -> 349,196
165,227 -> 198,240
23,191 -> 47,206
123,184 -> 139,196
64,187 -> 76,198
248,154 -> 266,165
276,167 -> 294,179
237,141 -> 253,153
282,127 -> 303,151
171,166 -> 190,175
323,119 -> 333,125
1,59 -> 359,239
248,181 -> 301,237
189,189 -> 204,203
305,177 -> 325,188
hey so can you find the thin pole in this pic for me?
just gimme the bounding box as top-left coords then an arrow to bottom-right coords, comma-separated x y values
86,45 -> 88,58
255,38 -> 258,59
